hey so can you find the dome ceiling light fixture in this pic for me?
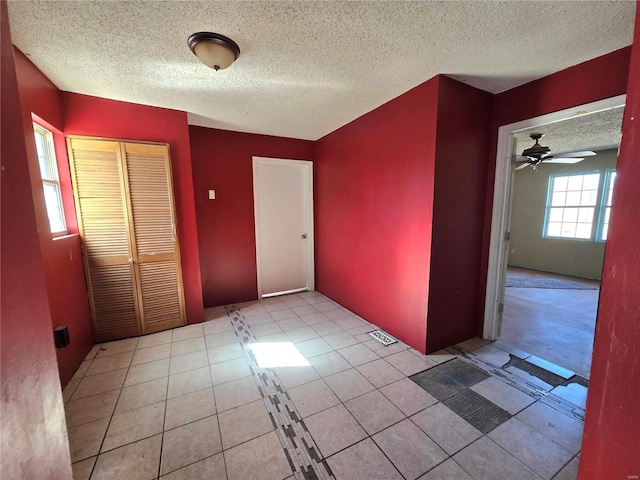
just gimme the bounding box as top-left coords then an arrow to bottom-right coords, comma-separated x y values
187,32 -> 240,71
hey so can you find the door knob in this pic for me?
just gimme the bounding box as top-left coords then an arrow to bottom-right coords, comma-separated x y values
128,258 -> 134,264
301,234 -> 307,239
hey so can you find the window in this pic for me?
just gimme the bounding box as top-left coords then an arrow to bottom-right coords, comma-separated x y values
544,170 -> 617,241
598,170 -> 617,241
545,173 -> 600,239
33,123 -> 66,235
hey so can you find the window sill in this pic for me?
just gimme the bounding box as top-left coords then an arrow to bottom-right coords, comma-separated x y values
543,236 -> 596,243
52,233 -> 79,241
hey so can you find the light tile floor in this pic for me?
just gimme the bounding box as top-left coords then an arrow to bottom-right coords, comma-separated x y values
64,292 -> 583,480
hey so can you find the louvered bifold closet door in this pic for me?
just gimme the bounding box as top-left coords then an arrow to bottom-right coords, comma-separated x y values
122,142 -> 185,334
67,138 -> 141,341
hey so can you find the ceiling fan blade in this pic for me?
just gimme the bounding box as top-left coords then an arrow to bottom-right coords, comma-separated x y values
542,157 -> 584,164
513,155 -> 532,164
515,162 -> 531,170
555,150 -> 596,158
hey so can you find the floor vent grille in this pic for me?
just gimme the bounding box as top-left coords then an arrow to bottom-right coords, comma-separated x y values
369,330 -> 398,346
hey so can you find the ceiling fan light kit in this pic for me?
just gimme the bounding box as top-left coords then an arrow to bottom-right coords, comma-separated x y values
188,32 -> 240,70
514,133 -> 596,171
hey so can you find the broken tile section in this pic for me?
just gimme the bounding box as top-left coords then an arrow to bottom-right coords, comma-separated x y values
470,377 -> 536,415
410,358 -> 489,401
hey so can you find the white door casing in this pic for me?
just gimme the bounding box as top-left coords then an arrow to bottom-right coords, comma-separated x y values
253,156 -> 314,297
483,94 -> 626,340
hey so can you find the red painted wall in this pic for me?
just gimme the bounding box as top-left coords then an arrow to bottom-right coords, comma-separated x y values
62,93 -> 204,325
580,4 -> 640,476
427,77 -> 493,352
492,47 -> 631,128
45,236 -> 95,386
189,126 -> 314,306
315,77 -> 440,353
13,49 -> 63,127
1,2 -> 73,476
14,49 -> 94,388
478,47 -> 632,333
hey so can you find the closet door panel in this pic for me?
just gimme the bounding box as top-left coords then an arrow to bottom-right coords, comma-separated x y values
67,138 -> 141,341
89,264 -> 139,336
138,261 -> 183,333
123,142 -> 185,334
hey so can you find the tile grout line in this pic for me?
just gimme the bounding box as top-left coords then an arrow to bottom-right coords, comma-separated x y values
324,389 -> 408,480
156,343 -> 173,480
458,435 -> 543,479
212,360 -> 231,480
86,338 -> 139,479
66,347 -> 99,474
227,305 -> 335,480
550,452 -> 580,480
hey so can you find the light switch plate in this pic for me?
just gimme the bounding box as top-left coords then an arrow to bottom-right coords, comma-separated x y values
208,190 -> 216,200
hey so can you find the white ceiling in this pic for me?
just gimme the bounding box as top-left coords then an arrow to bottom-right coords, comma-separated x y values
8,1 -> 636,141
515,106 -> 625,156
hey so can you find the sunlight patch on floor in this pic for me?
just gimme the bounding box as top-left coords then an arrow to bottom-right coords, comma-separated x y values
248,342 -> 310,368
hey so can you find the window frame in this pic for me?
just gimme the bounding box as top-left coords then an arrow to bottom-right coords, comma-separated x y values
33,122 -> 67,237
596,169 -> 616,242
542,170 -> 603,241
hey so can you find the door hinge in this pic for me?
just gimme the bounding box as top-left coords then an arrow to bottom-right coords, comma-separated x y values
498,302 -> 504,314
504,231 -> 510,242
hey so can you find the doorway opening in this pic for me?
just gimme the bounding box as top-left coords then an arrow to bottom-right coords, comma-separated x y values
483,95 -> 625,405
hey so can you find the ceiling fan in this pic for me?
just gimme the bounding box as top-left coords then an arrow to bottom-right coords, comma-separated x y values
513,133 -> 596,171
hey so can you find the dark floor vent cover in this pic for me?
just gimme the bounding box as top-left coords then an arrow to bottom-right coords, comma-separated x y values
369,330 -> 398,346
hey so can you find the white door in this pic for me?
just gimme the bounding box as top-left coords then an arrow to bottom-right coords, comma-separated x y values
253,157 -> 314,297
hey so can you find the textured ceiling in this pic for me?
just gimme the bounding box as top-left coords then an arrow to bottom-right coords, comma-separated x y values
514,106 -> 624,157
8,1 -> 635,140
